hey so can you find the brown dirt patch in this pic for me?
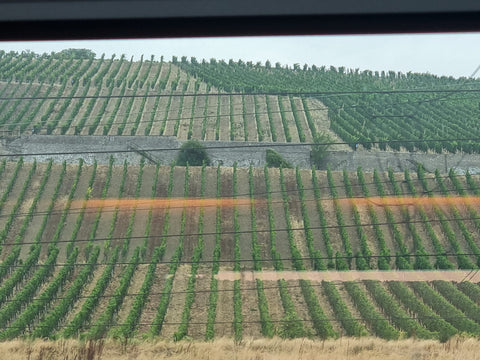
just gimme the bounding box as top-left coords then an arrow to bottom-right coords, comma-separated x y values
216,270 -> 479,282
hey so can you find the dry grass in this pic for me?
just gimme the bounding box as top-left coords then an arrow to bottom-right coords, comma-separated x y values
2,337 -> 480,360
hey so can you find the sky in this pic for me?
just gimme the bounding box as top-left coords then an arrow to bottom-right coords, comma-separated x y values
1,33 -> 480,78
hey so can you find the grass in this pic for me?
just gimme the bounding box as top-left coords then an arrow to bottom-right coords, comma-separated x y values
2,337 -> 480,360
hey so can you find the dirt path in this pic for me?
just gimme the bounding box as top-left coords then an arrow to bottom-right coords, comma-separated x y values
231,94 -> 245,141
279,96 -> 300,143
236,167 -> 253,268
190,82 -> 207,140
136,263 -> 169,333
306,97 -> 350,151
186,266 -> 211,338
267,95 -> 286,142
216,270 -> 480,282
255,95 -> 272,142
244,95 -> 257,142
292,97 -> 313,143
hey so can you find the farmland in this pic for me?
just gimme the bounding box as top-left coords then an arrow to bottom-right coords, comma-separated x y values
0,49 -> 480,348
0,51 -> 345,148
2,51 -> 480,155
0,158 -> 478,341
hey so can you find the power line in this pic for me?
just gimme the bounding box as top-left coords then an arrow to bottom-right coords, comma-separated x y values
0,279 -> 472,307
0,314 -> 477,331
1,92 -> 478,133
3,197 -> 480,249
0,180 -> 463,221
4,249 -> 480,269
0,281 -> 376,304
2,137 -> 480,158
2,88 -> 480,101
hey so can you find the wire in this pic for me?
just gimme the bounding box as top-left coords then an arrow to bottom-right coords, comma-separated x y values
4,249 -> 480,269
2,88 -> 480,101
0,314 -> 477,331
0,281 -> 369,304
3,137 -> 480,158
3,209 -> 480,248
1,92 -> 478,133
0,278 -> 473,306
0,180 -> 463,221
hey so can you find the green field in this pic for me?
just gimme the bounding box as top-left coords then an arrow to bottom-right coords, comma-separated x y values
0,50 -> 479,342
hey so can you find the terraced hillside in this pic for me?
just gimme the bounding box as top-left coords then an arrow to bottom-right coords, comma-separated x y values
0,158 -> 479,341
0,51 -> 339,145
178,58 -> 480,153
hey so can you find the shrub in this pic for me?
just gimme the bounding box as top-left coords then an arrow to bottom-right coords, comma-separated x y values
311,132 -> 332,168
176,139 -> 211,166
266,149 -> 292,168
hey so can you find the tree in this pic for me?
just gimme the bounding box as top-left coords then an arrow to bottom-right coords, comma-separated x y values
310,132 -> 333,168
176,139 -> 210,166
56,48 -> 95,59
266,149 -> 292,168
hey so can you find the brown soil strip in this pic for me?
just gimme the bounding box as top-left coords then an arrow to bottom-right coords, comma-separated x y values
160,264 -> 190,339
218,94 -> 231,141
266,95 -> 286,142
255,95 -> 272,142
240,277 -> 262,337
186,267 -> 211,338
231,94 -> 245,141
137,263 -> 170,334
292,97 -> 313,143
190,82 -> 208,140
214,278 -> 234,337
203,91 -> 218,141
279,96 -> 300,143
244,95 -> 257,142
216,270 -> 479,282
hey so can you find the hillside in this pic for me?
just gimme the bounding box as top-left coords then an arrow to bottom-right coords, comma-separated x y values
0,50 -> 480,344
2,50 -> 480,155
0,159 -> 479,340
0,51 -> 346,148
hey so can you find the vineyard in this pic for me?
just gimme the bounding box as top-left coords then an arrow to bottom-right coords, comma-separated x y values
2,51 -> 480,155
0,51 -> 341,147
0,49 -> 480,345
0,158 -> 479,341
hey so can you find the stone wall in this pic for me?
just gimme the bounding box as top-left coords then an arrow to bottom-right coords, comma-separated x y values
1,135 -> 479,174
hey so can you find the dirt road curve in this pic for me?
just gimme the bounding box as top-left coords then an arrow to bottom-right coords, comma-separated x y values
216,270 -> 480,282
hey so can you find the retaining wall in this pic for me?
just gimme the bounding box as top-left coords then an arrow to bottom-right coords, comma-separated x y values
1,135 -> 479,174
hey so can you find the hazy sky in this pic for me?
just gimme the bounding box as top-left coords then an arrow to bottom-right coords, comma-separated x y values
1,33 -> 480,78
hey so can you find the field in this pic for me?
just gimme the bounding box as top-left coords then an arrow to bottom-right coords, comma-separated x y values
0,52 -> 350,149
1,49 -> 480,351
0,158 -> 479,342
3,337 -> 480,360
2,51 -> 480,155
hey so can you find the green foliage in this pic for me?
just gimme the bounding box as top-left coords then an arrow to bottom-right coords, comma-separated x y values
278,311 -> 311,339
322,281 -> 367,337
311,166 -> 334,268
87,248 -> 141,339
266,149 -> 292,168
364,280 -> 435,339
300,280 -> 337,339
63,247 -> 120,338
387,281 -> 457,339
56,48 -> 95,59
176,139 -> 211,166
409,282 -> 480,334
345,281 -> 399,340
296,167 -> 325,270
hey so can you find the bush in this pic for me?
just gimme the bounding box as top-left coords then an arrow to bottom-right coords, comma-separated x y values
176,139 -> 211,166
266,149 -> 292,168
311,132 -> 332,168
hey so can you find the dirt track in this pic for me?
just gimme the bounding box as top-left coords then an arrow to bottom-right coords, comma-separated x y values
216,269 -> 480,282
